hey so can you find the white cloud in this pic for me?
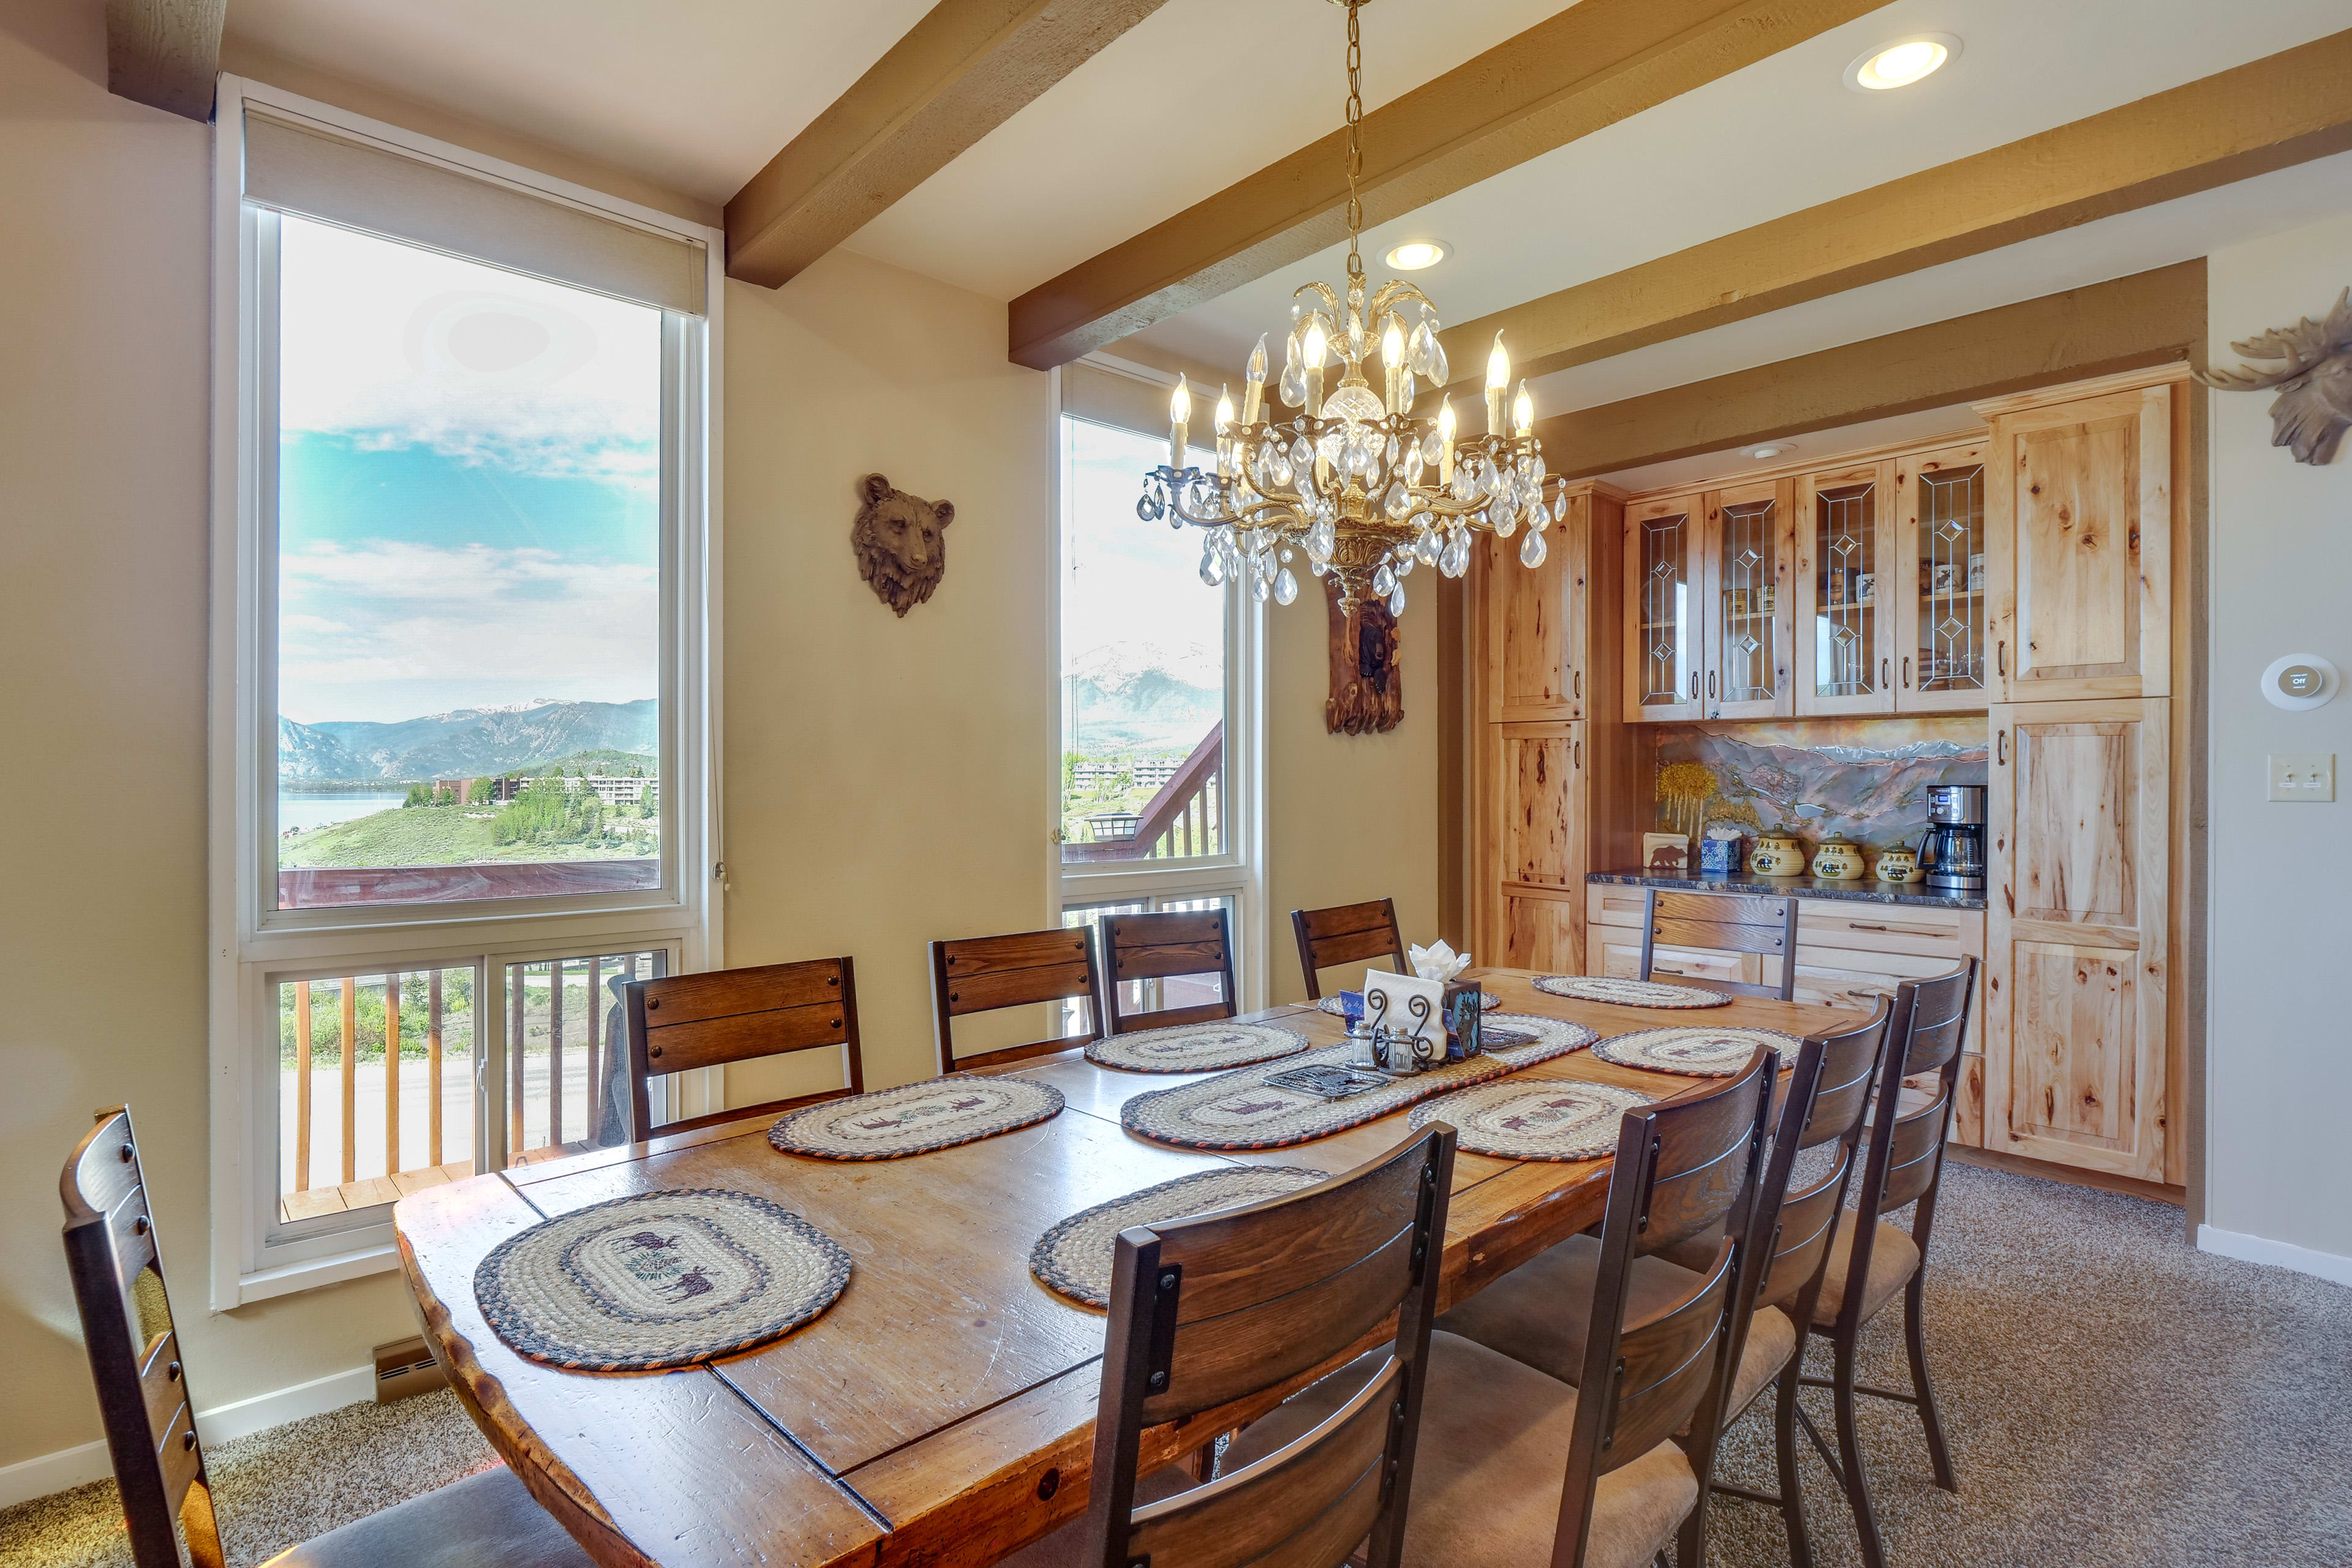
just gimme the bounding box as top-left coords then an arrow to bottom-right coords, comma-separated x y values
279,217 -> 662,488
278,541 -> 656,712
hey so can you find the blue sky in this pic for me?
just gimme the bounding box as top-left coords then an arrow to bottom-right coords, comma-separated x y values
275,217 -> 660,725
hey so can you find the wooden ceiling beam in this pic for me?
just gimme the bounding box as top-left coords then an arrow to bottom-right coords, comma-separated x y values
726,0 -> 1171,290
107,0 -> 226,122
1445,29 -> 2352,393
1538,262 -> 2206,480
1008,0 -> 1885,371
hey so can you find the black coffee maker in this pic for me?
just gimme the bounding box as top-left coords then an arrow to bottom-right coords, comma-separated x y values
1920,784 -> 1986,894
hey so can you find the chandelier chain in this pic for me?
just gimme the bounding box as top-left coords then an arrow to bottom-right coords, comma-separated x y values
1344,1 -> 1363,283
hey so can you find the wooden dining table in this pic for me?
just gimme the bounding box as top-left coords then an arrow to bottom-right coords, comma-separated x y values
395,968 -> 1844,1568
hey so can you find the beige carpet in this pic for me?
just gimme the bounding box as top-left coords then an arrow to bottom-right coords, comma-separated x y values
4,1164 -> 2348,1567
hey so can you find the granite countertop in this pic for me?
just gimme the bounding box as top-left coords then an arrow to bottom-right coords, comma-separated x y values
1589,868 -> 1986,911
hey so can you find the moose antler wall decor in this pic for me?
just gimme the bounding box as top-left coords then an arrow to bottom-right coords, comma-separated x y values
2197,286 -> 2352,465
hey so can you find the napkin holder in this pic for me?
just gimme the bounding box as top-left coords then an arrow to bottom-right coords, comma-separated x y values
1360,971 -> 1445,1076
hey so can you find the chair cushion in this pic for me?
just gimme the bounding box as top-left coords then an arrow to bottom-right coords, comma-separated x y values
265,1464 -> 593,1568
1708,1306 -> 1796,1430
1434,1234 -> 1702,1387
1812,1214 -> 1921,1328
1223,1332 -> 1697,1568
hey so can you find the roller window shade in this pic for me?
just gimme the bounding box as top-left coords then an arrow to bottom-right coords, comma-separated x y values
1063,361 -> 1192,443
243,107 -> 706,316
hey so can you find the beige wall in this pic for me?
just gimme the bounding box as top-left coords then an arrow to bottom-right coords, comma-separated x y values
0,7 -> 420,1471
717,251 -> 1056,1097
2202,209 -> 2352,1273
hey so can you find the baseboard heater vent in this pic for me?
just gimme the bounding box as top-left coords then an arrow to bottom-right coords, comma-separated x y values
374,1336 -> 449,1403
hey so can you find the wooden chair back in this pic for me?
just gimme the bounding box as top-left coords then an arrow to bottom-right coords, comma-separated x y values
1830,960 -> 1978,1334
1753,1003 -> 1890,1318
1289,899 -> 1407,1000
623,959 -> 864,1141
1556,1050 -> 1776,1567
59,1107 -> 227,1568
1639,888 -> 1800,1001
1084,1126 -> 1457,1568
1101,908 -> 1237,1034
929,926 -> 1103,1074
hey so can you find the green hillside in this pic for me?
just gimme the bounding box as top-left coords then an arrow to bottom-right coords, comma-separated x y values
281,794 -> 657,868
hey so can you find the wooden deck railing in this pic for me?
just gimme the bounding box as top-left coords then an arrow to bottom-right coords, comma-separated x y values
1065,723 -> 1226,862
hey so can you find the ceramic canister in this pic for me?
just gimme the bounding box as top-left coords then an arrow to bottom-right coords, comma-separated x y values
1874,845 -> 1921,883
1811,836 -> 1865,881
1749,834 -> 1805,877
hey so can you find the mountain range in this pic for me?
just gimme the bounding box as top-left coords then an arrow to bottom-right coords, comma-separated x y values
279,698 -> 657,782
1063,643 -> 1221,751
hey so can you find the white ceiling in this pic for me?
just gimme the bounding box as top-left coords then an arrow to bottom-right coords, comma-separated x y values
1119,0 -> 2352,378
223,0 -> 940,205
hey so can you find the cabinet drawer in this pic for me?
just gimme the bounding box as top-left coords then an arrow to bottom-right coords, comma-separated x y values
1598,938 -> 1758,989
1587,886 -> 1795,930
1783,947 -> 1985,1057
1796,903 -> 1983,958
1588,886 -> 1652,930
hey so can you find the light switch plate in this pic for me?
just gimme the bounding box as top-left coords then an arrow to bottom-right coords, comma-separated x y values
2267,753 -> 2337,802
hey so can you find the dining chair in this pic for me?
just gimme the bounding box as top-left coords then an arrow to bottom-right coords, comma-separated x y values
1000,1125 -> 1458,1568
1289,897 -> 1408,1000
1799,961 -> 1977,1568
1639,888 -> 1800,1001
1100,907 -> 1237,1034
928,925 -> 1103,1075
622,958 -> 865,1142
60,1106 -> 592,1568
1225,1048 -> 1777,1568
1436,1008 -> 1887,1568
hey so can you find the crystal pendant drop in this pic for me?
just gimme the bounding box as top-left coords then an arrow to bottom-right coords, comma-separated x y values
1308,516 -> 1336,562
1493,507 -> 1518,540
1440,533 -> 1469,578
1477,456 -> 1502,496
1310,558 -> 1329,577
1273,567 -> 1299,606
1389,584 -> 1408,617
1372,562 -> 1396,598
1269,451 -> 1294,488
1199,547 -> 1226,587
1395,550 -> 1414,578
1519,527 -> 1548,568
1292,435 -> 1314,470
1427,337 -> 1449,388
1384,480 -> 1413,521
1553,492 -> 1569,524
1422,429 -> 1442,465
1399,372 -> 1415,408
1278,360 -> 1306,408
1252,571 -> 1272,603
1490,490 -> 1517,530
1403,443 -> 1424,483
1385,435 -> 1401,464
1414,530 -> 1440,566
1407,317 -> 1436,377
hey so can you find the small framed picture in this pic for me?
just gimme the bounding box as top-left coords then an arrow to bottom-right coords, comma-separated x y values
1932,564 -> 1959,594
1856,573 -> 1875,605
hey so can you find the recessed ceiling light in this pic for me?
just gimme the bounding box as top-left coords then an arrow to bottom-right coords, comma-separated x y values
1845,32 -> 1960,92
1384,240 -> 1448,271
1746,442 -> 1795,460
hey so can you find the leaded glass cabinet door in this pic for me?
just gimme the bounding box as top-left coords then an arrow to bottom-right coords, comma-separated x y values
1623,494 -> 1703,722
1894,443 -> 1989,712
1702,478 -> 1793,719
1795,460 -> 1896,716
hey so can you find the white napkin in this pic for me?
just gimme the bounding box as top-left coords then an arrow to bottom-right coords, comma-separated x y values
1409,940 -> 1471,982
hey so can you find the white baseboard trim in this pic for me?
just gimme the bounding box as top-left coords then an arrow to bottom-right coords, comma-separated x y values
0,1363 -> 375,1511
2198,1224 -> 2352,1287
0,1440 -> 111,1510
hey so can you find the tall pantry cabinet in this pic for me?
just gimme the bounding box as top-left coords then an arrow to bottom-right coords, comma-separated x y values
1976,364 -> 2188,1185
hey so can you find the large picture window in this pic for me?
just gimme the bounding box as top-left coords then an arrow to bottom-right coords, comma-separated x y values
1055,397 -> 1261,1012
210,81 -> 720,1303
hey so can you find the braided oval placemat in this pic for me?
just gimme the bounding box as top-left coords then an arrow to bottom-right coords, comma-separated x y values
475,1188 -> 851,1372
1086,1019 -> 1312,1074
1118,1015 -> 1595,1152
1029,1166 -> 1331,1307
1408,1080 -> 1657,1161
1315,990 -> 1501,1017
769,1075 -> 1062,1161
1531,975 -> 1732,1009
1590,1025 -> 1800,1078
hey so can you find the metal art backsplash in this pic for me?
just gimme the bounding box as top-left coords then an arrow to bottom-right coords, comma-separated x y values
1653,719 -> 1989,854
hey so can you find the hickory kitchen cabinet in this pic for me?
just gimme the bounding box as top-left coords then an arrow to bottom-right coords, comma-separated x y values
1623,479 -> 1796,723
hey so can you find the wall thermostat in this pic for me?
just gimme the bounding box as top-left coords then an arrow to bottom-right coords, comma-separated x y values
2261,653 -> 2339,710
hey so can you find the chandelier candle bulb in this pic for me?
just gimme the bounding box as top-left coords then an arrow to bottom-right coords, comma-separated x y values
1243,334 -> 1267,425
1484,333 -> 1510,435
1168,376 -> 1190,473
1381,317 -> 1405,413
1302,317 -> 1327,417
1513,380 -> 1534,438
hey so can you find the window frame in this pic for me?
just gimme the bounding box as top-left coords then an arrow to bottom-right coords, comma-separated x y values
1049,375 -> 1267,1012
205,77 -> 726,1307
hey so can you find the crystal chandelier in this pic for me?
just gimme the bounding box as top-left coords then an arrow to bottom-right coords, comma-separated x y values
1137,0 -> 1562,616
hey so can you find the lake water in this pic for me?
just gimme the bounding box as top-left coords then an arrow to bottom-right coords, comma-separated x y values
279,790 -> 408,832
